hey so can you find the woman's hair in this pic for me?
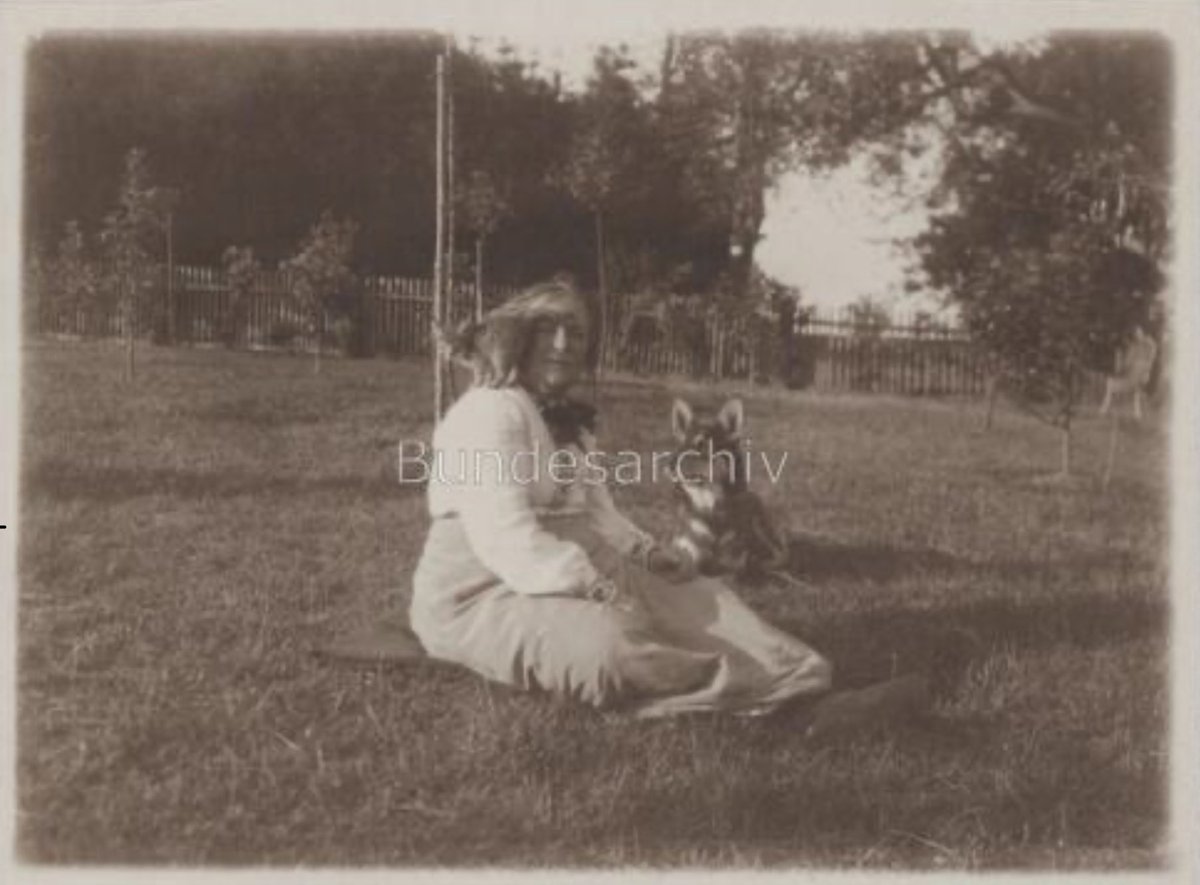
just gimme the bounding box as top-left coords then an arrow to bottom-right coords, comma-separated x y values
465,277 -> 598,388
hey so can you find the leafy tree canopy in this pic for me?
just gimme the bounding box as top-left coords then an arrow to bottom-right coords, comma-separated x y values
912,33 -> 1170,411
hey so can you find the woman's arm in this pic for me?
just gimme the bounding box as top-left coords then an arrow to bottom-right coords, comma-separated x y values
586,479 -> 694,581
584,473 -> 657,560
442,391 -> 601,596
579,431 -> 695,582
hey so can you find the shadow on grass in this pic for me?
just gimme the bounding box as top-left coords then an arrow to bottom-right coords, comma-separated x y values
22,459 -> 418,503
778,588 -> 1167,693
785,534 -> 1141,584
786,535 -> 962,582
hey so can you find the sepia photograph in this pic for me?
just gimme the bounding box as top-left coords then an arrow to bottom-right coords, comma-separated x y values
2,0 -> 1197,880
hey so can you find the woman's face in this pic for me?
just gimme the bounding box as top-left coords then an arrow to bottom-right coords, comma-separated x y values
520,304 -> 588,398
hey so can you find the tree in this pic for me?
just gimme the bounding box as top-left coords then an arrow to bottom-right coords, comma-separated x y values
741,266 -> 802,383
456,169 -> 510,318
151,186 -> 181,344
280,211 -> 358,374
221,245 -> 261,348
49,220 -> 100,336
24,245 -> 50,336
912,35 -> 1170,476
451,41 -> 583,284
28,36 -> 828,296
657,33 -> 929,299
847,295 -> 892,338
99,147 -> 167,382
559,49 -> 648,362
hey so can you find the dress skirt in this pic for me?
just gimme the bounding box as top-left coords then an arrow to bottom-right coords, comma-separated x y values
410,512 -> 832,718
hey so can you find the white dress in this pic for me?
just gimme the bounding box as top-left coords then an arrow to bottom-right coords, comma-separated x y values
409,386 -> 831,717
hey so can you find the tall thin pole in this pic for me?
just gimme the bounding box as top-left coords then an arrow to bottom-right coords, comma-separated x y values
592,209 -> 606,404
433,52 -> 447,421
445,37 -> 456,324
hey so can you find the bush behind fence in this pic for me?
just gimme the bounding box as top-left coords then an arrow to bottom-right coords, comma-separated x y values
28,262 -> 1018,397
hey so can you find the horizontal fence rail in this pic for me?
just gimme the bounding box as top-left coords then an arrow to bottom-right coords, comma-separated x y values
598,294 -> 989,396
24,262 -> 1111,399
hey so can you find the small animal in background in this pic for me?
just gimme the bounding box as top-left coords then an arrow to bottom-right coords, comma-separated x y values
433,315 -> 523,394
667,397 -> 793,585
1099,325 -> 1158,421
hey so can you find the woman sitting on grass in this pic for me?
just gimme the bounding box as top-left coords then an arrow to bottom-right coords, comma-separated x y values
410,279 -> 928,736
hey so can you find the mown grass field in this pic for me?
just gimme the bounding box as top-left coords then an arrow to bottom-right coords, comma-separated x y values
16,339 -> 1170,869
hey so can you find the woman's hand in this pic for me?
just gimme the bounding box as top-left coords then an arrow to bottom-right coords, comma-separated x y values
583,576 -> 621,605
582,575 -> 641,615
645,546 -> 696,584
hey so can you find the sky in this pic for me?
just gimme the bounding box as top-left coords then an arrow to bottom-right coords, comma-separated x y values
757,155 -> 945,316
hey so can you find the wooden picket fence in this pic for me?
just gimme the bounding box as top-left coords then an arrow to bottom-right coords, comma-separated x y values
31,262 -> 998,396
164,266 -> 517,354
600,296 -> 989,395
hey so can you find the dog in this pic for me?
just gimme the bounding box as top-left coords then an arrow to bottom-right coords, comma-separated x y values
667,397 -> 793,584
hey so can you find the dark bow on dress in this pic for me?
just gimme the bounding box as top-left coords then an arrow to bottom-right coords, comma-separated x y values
537,397 -> 597,449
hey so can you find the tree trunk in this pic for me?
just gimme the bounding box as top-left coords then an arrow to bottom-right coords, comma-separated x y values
728,116 -> 767,301
124,281 -> 135,383
1102,409 -> 1120,490
777,299 -> 796,386
475,236 -> 484,321
1058,420 -> 1072,477
1059,365 -> 1083,476
659,34 -> 677,97
983,374 -> 999,430
314,309 -> 323,375
166,212 -> 175,345
730,233 -> 757,300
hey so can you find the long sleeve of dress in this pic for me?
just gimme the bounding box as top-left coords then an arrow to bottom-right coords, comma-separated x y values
581,431 -> 657,558
436,390 -> 600,597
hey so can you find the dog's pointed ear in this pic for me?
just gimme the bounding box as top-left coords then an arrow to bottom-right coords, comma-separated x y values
717,398 -> 744,438
671,398 -> 693,442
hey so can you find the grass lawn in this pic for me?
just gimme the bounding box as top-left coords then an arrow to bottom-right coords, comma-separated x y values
16,339 -> 1170,869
